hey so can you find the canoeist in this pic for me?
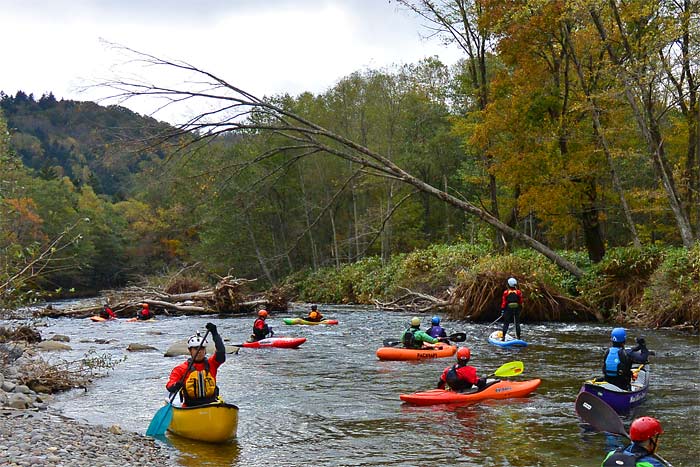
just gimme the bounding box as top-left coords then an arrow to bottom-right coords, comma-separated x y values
603,328 -> 650,390
137,303 -> 154,321
437,347 -> 486,392
99,303 -> 115,320
601,416 -> 665,467
500,277 -> 523,341
426,316 -> 447,339
401,317 -> 440,349
306,304 -> 324,322
166,323 -> 225,407
250,309 -> 274,341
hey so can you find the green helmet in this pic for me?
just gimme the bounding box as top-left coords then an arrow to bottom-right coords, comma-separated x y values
410,317 -> 421,327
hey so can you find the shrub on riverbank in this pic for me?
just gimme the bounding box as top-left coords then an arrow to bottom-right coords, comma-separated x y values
287,241 -> 699,330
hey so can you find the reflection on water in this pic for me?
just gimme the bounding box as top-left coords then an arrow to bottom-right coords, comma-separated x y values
9,305 -> 699,467
163,434 -> 241,467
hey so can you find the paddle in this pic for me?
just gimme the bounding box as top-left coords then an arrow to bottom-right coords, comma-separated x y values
146,329 -> 210,437
487,360 -> 524,378
382,332 -> 467,347
575,392 -> 674,467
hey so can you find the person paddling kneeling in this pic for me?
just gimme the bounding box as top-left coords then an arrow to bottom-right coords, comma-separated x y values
166,323 -> 225,407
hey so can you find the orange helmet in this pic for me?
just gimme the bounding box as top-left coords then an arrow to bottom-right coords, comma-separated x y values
457,347 -> 471,361
142,303 -> 149,308
258,309 -> 268,318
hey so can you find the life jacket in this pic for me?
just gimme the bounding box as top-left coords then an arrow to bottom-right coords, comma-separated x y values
182,359 -> 218,406
426,325 -> 446,338
505,290 -> 521,309
605,347 -> 628,378
403,327 -> 420,349
445,365 -> 461,388
603,447 -> 660,467
253,318 -> 269,340
308,311 -> 321,321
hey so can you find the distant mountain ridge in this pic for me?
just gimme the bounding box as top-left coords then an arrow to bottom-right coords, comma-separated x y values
1,91 -> 175,199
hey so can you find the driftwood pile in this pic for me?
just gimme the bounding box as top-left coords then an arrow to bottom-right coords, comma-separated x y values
36,276 -> 289,319
374,272 -> 602,322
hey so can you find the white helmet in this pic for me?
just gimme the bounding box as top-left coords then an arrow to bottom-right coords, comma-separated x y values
507,277 -> 518,287
187,332 -> 207,349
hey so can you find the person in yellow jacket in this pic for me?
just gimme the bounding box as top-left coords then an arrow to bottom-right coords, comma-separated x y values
306,304 -> 324,322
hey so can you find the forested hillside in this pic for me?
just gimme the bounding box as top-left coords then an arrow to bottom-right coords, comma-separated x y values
0,0 -> 698,326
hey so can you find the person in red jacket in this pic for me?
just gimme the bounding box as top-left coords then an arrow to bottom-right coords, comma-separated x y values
250,309 -> 274,341
99,303 -> 116,320
137,303 -> 154,321
166,323 -> 225,407
500,277 -> 523,340
437,347 -> 486,392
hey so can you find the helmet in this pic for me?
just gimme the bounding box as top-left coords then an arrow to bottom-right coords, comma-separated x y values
410,317 -> 421,327
630,417 -> 663,441
142,303 -> 149,308
258,309 -> 268,318
457,347 -> 471,361
311,305 -> 317,311
431,316 -> 440,325
611,327 -> 626,343
507,277 -> 517,287
187,332 -> 207,349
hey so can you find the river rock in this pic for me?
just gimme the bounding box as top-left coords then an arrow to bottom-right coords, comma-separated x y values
126,343 -> 158,352
37,341 -> 72,351
2,381 -> 16,392
50,334 -> 71,342
164,340 -> 239,357
12,384 -> 31,394
7,393 -> 31,409
0,343 -> 24,362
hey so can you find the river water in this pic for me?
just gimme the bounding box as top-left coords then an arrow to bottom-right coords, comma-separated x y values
6,304 -> 699,466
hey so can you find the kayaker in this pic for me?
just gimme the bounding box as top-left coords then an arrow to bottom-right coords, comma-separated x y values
603,328 -> 650,390
250,309 -> 274,341
137,303 -> 154,321
437,347 -> 486,392
401,317 -> 440,349
426,316 -> 448,339
99,303 -> 116,320
306,304 -> 324,322
500,277 -> 523,341
601,416 -> 665,467
166,323 -> 225,407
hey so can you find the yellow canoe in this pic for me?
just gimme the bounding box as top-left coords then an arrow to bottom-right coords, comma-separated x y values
168,401 -> 239,443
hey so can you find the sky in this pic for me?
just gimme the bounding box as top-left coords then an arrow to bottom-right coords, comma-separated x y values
1,0 -> 462,124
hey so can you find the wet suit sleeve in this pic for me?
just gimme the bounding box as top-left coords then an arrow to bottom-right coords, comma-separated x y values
212,331 -> 226,364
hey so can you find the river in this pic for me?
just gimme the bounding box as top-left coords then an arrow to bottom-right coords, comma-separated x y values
6,303 -> 699,466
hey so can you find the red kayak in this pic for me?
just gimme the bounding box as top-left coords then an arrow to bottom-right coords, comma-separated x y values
400,379 -> 541,406
240,337 -> 306,349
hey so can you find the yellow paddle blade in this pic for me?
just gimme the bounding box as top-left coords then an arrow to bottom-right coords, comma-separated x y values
493,360 -> 524,378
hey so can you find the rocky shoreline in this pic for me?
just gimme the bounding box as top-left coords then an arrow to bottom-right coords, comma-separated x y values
0,339 -> 178,466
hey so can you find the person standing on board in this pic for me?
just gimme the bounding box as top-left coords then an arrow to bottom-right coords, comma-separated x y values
500,277 -> 523,341
437,347 -> 486,392
306,304 -> 324,322
603,328 -> 650,390
426,316 -> 448,339
601,416 -> 665,467
137,303 -> 154,320
166,323 -> 225,407
250,309 -> 274,341
401,317 -> 440,349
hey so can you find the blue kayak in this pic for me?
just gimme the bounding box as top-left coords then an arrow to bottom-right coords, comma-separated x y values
488,331 -> 527,347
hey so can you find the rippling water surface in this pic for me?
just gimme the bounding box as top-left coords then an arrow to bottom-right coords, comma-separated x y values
9,304 -> 699,466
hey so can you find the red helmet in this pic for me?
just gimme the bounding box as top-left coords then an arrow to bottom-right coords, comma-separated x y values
142,303 -> 149,308
630,417 -> 663,441
457,347 -> 471,361
258,309 -> 268,318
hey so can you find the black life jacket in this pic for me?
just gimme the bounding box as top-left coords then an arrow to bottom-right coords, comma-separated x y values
603,447 -> 649,467
505,290 -> 520,309
403,328 -> 419,349
445,365 -> 461,388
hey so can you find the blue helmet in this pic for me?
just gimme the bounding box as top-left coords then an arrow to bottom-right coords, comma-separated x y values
431,316 -> 440,325
611,328 -> 626,343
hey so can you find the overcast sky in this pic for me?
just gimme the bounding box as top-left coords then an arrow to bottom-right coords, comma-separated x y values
1,0 -> 462,123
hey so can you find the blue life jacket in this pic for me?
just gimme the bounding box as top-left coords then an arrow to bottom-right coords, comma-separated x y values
605,347 -> 626,378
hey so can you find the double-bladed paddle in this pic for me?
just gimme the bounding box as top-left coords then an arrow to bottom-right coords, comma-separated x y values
146,329 -> 210,437
382,332 -> 467,347
575,392 -> 674,467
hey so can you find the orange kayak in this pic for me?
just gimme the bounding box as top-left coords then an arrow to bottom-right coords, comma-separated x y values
376,344 -> 457,361
400,379 -> 542,406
